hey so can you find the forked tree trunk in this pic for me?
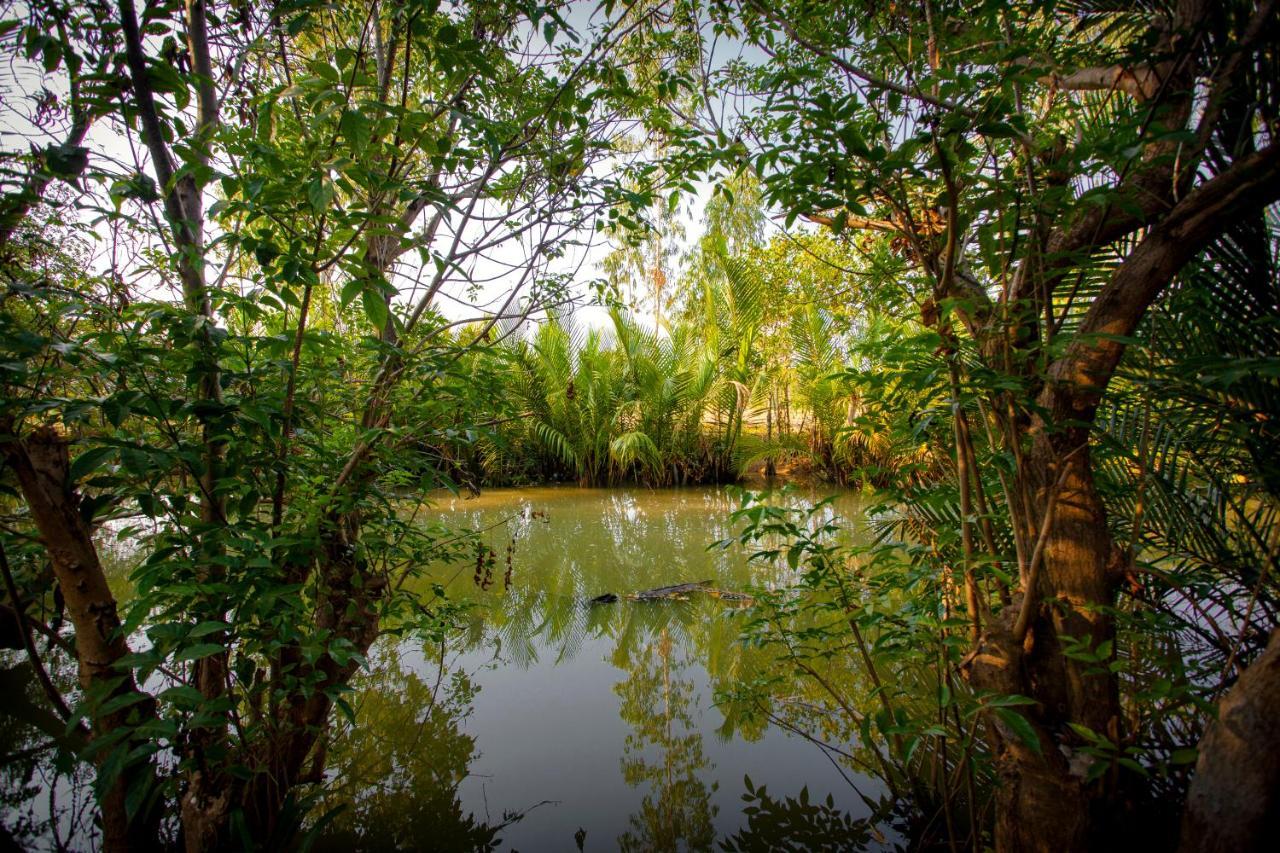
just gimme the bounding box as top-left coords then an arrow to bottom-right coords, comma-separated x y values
965,135 -> 1280,852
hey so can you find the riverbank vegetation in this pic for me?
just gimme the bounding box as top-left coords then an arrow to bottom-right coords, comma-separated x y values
438,217 -> 935,489
1,0 -> 1277,850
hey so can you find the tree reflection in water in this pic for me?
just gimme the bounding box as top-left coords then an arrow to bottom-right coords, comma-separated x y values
2,488 -> 905,850
314,643 -> 508,852
721,776 -> 879,852
311,487 -> 886,850
614,624 -> 716,852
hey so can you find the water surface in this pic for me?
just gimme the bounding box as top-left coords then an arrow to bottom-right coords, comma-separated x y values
320,486 -> 884,851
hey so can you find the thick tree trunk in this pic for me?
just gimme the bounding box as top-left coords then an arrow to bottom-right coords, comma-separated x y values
1179,629 -> 1280,852
1,425 -> 160,852
1024,431 -> 1122,737
965,418 -> 1123,852
965,609 -> 1092,851
973,138 -> 1280,853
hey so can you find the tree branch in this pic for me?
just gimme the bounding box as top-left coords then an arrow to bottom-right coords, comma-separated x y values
1047,141 -> 1280,412
1045,64 -> 1171,101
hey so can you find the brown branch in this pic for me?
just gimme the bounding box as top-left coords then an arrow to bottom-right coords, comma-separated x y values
269,280 -> 315,532
186,0 -> 219,142
801,205 -> 993,329
1046,141 -> 1280,413
1044,64 -> 1171,101
0,424 -> 160,850
745,0 -> 1016,138
118,0 -> 190,256
0,539 -> 83,731
801,211 -> 898,233
1012,450 -> 1080,643
1013,0 -> 1215,306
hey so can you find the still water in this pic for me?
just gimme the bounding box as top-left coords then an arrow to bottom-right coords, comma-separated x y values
318,486 -> 883,851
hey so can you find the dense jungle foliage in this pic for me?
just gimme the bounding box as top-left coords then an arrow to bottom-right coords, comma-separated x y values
438,219 -> 932,489
0,0 -> 1277,850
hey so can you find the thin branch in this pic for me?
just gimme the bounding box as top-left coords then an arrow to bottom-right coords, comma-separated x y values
0,539 -> 84,732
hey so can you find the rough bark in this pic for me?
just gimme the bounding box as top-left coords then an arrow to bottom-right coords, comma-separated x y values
965,598 -> 1091,852
1178,629 -> 1280,852
1020,432 -> 1122,732
789,1 -> 1271,850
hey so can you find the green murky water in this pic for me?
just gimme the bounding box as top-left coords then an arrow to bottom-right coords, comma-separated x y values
4,486 -> 885,850
319,485 -> 885,851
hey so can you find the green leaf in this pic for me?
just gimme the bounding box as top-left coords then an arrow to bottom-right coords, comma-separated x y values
174,643 -> 226,663
1117,757 -> 1149,776
338,109 -> 372,150
307,177 -> 333,213
40,38 -> 62,72
976,120 -> 1023,139
994,708 -> 1041,754
159,685 -> 206,708
286,13 -> 310,36
70,446 -> 116,482
339,277 -> 364,309
96,691 -> 150,717
984,693 -> 1037,708
361,288 -> 389,331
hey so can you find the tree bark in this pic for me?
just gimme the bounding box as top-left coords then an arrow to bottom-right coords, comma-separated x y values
966,611 -> 1091,852
969,138 -> 1280,853
118,1 -> 235,843
0,425 -> 160,852
1179,629 -> 1280,852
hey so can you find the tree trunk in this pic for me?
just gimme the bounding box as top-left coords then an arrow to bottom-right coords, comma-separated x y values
965,415 -> 1123,852
0,424 -> 160,852
965,593 -> 1091,851
1023,431 -> 1122,737
1179,629 -> 1280,852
